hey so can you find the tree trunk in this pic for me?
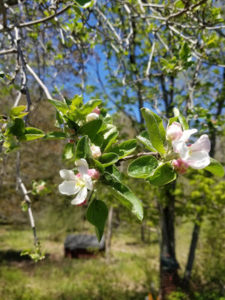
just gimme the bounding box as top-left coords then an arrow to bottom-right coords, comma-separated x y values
159,182 -> 180,300
183,217 -> 201,286
105,206 -> 113,261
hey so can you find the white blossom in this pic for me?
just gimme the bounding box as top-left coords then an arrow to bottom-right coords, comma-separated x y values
58,159 -> 93,205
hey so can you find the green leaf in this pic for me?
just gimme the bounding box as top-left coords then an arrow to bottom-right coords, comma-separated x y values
103,172 -> 143,221
69,95 -> 83,111
102,130 -> 119,151
74,0 -> 94,8
79,119 -> 103,144
205,158 -> 224,177
79,99 -> 101,115
141,108 -> 166,154
10,106 -> 28,119
136,131 -> 157,152
147,163 -> 176,186
99,152 -> 119,167
48,99 -> 68,114
24,127 -> 45,141
168,116 -> 178,126
111,139 -> 137,159
86,200 -> 108,241
105,165 -> 122,181
44,131 -> 67,140
75,136 -> 91,160
173,108 -> 189,130
128,156 -> 158,179
63,143 -> 75,160
179,42 -> 191,61
8,118 -> 25,139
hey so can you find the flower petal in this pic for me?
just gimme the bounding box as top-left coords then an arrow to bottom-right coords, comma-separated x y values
185,151 -> 210,169
86,113 -> 99,122
83,174 -> 93,190
172,140 -> 189,158
71,187 -> 87,205
75,159 -> 89,176
59,181 -> 80,195
190,134 -> 210,153
59,169 -> 76,180
166,122 -> 183,141
181,129 -> 198,142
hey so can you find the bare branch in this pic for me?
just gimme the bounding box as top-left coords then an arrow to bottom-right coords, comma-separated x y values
145,40 -> 155,76
0,48 -> 17,56
26,64 -> 52,99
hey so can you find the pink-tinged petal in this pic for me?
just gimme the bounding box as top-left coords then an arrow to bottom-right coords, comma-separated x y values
166,122 -> 183,141
59,169 -> 76,180
75,159 -> 89,175
71,187 -> 87,205
190,134 -> 211,153
83,174 -> 93,190
181,129 -> 198,142
59,181 -> 80,195
185,151 -> 210,169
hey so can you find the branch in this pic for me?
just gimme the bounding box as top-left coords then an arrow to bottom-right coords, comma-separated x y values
0,3 -> 73,32
145,40 -> 155,76
166,0 -> 208,21
0,48 -> 17,56
26,64 -> 52,99
16,152 -> 38,247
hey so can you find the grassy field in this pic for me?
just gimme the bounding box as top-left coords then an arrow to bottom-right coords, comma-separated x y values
0,225 -> 161,300
0,222 -> 223,300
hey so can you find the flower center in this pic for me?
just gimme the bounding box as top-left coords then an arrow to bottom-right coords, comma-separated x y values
76,178 -> 85,188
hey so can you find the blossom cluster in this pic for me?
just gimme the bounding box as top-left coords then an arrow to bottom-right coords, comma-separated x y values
166,122 -> 211,174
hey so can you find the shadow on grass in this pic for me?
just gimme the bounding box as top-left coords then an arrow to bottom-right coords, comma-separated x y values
0,249 -> 30,262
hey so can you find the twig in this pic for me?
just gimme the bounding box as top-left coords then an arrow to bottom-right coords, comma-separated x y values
0,48 -> 17,56
166,0 -> 207,21
145,40 -> 156,76
0,3 -> 73,32
26,64 -> 52,99
16,152 -> 38,247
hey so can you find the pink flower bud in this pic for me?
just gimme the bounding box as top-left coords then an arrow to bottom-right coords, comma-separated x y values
88,169 -> 100,180
93,107 -> 100,115
166,122 -> 183,141
172,158 -> 189,174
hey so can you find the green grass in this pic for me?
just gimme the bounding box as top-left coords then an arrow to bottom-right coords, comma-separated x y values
0,221 -> 224,300
0,226 -> 158,300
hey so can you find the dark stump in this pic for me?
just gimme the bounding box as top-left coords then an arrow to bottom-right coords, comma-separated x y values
64,234 -> 105,258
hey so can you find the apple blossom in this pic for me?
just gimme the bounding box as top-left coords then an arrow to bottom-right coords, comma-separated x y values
168,122 -> 211,170
90,144 -> 101,158
58,159 -> 93,205
174,134 -> 211,169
